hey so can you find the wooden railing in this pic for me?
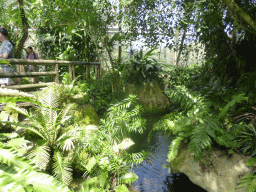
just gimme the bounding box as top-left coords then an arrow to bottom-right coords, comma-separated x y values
0,59 -> 101,90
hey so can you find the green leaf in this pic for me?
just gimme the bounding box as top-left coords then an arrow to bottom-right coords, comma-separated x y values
119,172 -> 138,184
86,157 -> 97,172
117,138 -> 134,150
115,184 -> 129,192
168,136 -> 183,162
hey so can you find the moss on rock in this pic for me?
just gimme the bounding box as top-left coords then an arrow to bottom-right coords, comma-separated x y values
73,104 -> 99,125
124,81 -> 170,115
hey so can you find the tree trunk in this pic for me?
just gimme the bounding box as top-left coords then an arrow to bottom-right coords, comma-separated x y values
15,0 -> 29,58
176,25 -> 188,66
106,47 -> 118,93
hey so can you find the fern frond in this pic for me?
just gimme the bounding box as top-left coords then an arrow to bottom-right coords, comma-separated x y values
218,93 -> 248,120
84,157 -> 97,173
152,118 -> 175,132
188,118 -> 222,161
237,171 -> 256,192
6,138 -> 29,155
125,151 -> 147,165
52,151 -> 73,185
168,136 -> 183,162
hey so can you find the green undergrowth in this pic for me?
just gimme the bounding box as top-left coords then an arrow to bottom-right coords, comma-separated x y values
0,75 -> 147,191
155,64 -> 256,191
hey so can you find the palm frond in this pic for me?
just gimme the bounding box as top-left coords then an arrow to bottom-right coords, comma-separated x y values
0,161 -> 72,192
0,133 -> 18,141
56,134 -> 75,152
26,144 -> 50,171
52,151 -> 73,185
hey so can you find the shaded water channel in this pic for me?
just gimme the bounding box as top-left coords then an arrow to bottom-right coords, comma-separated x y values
129,116 -> 206,192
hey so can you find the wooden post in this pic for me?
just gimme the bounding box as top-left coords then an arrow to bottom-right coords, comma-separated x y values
95,65 -> 98,79
54,64 -> 59,83
86,65 -> 90,80
15,65 -> 21,85
72,65 -> 75,80
33,65 -> 39,83
69,65 -> 73,80
68,64 -> 75,80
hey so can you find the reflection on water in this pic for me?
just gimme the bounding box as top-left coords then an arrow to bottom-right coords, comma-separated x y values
130,116 -> 207,192
131,131 -> 172,192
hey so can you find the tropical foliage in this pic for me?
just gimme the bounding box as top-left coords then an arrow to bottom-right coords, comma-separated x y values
1,0 -> 256,191
0,84 -> 146,191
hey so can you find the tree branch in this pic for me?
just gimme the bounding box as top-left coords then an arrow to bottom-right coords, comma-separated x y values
222,0 -> 256,33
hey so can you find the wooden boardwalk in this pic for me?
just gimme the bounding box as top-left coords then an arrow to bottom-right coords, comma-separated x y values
0,59 -> 101,110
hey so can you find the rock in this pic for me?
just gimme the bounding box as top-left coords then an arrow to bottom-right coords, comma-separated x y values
72,104 -> 99,125
170,142 -> 251,192
124,81 -> 170,115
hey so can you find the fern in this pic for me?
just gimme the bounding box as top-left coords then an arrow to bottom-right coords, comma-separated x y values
237,171 -> 256,192
218,93 -> 248,120
102,94 -> 146,142
165,85 -> 210,116
167,136 -> 183,162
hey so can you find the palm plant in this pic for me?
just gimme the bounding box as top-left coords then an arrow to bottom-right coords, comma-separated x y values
0,133 -> 72,192
2,87 -> 78,185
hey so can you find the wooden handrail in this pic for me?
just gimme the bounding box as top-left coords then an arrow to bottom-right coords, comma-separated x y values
0,72 -> 56,78
0,59 -> 101,90
0,59 -> 100,66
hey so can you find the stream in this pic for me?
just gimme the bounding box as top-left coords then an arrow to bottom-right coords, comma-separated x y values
129,115 -> 206,192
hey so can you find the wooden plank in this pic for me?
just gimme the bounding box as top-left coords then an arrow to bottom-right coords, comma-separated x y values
4,82 -> 54,90
0,59 -> 100,66
0,72 -> 56,78
0,102 -> 35,111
